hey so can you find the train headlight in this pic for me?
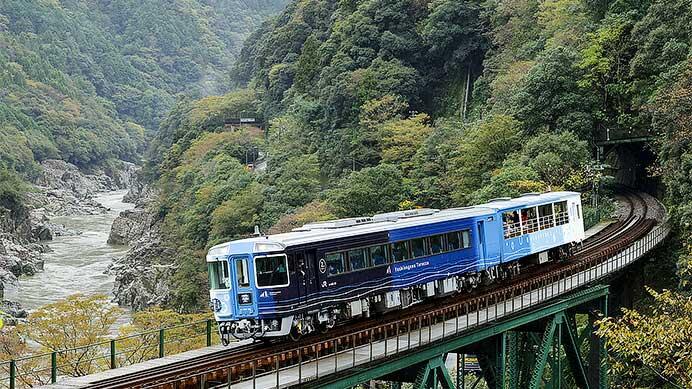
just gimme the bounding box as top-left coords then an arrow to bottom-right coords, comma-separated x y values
238,293 -> 253,305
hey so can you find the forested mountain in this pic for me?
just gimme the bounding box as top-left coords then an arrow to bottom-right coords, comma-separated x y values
0,0 -> 287,178
147,0 -> 691,358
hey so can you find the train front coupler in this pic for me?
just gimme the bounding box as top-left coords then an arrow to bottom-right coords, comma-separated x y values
218,319 -> 265,344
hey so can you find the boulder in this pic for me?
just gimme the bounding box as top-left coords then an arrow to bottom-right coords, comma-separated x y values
108,208 -> 155,246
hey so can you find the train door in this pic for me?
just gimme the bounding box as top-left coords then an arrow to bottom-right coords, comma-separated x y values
229,256 -> 255,315
477,221 -> 487,259
294,250 -> 318,301
305,250 -> 318,294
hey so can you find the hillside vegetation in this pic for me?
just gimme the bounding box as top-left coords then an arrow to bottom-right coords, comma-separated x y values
144,2 -> 692,384
0,0 -> 287,178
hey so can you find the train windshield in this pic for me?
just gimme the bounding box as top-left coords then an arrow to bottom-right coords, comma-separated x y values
208,260 -> 231,290
255,255 -> 289,287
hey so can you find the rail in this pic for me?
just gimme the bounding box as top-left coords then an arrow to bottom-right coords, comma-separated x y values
0,318 -> 219,388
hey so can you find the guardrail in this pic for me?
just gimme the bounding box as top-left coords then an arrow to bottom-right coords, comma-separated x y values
0,318 -> 219,388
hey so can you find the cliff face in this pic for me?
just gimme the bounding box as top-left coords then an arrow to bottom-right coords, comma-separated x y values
109,172 -> 176,310
0,206 -> 46,289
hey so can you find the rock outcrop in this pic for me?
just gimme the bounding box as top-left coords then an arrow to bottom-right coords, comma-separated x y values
109,205 -> 177,310
110,231 -> 176,310
109,173 -> 176,310
0,207 -> 46,298
27,159 -> 139,218
108,208 -> 156,246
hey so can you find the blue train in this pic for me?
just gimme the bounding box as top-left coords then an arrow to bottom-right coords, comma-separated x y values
207,192 -> 584,343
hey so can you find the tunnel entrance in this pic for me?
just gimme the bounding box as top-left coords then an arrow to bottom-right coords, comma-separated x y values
600,142 -> 660,195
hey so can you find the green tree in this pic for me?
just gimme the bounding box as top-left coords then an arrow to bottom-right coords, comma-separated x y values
379,113 -> 433,174
653,60 -> 692,288
515,46 -> 596,137
596,288 -> 692,388
518,131 -> 590,188
268,200 -> 336,233
271,154 -> 322,207
327,164 -> 410,217
448,115 -> 523,204
0,167 -> 27,217
210,182 -> 265,241
23,294 -> 122,376
469,164 -> 544,204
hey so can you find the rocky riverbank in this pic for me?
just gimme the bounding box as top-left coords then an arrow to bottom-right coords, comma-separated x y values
0,159 -> 137,319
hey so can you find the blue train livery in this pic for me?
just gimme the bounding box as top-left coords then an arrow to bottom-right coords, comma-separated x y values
207,191 -> 584,342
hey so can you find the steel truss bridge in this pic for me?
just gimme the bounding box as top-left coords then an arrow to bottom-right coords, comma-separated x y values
28,192 -> 667,389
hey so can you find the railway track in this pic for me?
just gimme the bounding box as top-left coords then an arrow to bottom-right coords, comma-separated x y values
77,191 -> 657,389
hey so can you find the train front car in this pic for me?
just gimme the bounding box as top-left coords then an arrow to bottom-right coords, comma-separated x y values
207,239 -> 294,345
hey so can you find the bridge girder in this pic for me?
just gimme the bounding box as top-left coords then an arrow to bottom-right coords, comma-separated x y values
307,286 -> 610,389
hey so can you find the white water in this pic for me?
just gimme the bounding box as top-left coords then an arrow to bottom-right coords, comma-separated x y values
5,190 -> 134,310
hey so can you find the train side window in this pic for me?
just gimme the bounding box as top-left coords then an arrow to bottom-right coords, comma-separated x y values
461,230 -> 471,248
391,241 -> 411,262
208,260 -> 231,290
411,238 -> 427,258
255,255 -> 289,287
554,201 -> 569,225
538,204 -> 554,230
325,252 -> 345,275
521,207 -> 539,233
503,211 -> 521,238
348,248 -> 368,271
430,235 -> 444,254
577,204 -> 582,219
370,245 -> 389,266
447,232 -> 461,251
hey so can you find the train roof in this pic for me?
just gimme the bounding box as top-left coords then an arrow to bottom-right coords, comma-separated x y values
207,191 -> 580,258
477,191 -> 579,210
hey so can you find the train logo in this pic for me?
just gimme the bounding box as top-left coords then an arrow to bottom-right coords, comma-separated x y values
319,258 -> 327,274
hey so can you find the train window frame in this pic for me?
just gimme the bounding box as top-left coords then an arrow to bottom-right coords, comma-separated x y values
502,210 -> 522,239
429,234 -> 445,254
391,241 -> 411,262
235,257 -> 250,287
554,201 -> 569,225
410,237 -> 427,258
369,245 -> 390,267
325,252 -> 346,276
208,259 -> 231,290
347,248 -> 369,272
254,254 -> 290,289
538,204 -> 555,230
446,231 -> 461,251
521,207 -> 539,234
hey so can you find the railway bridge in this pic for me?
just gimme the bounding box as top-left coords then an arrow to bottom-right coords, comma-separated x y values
5,191 -> 668,389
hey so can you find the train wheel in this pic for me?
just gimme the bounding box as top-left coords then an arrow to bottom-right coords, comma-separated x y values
318,317 -> 335,334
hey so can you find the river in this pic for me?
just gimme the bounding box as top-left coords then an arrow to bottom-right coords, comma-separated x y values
5,190 -> 134,310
